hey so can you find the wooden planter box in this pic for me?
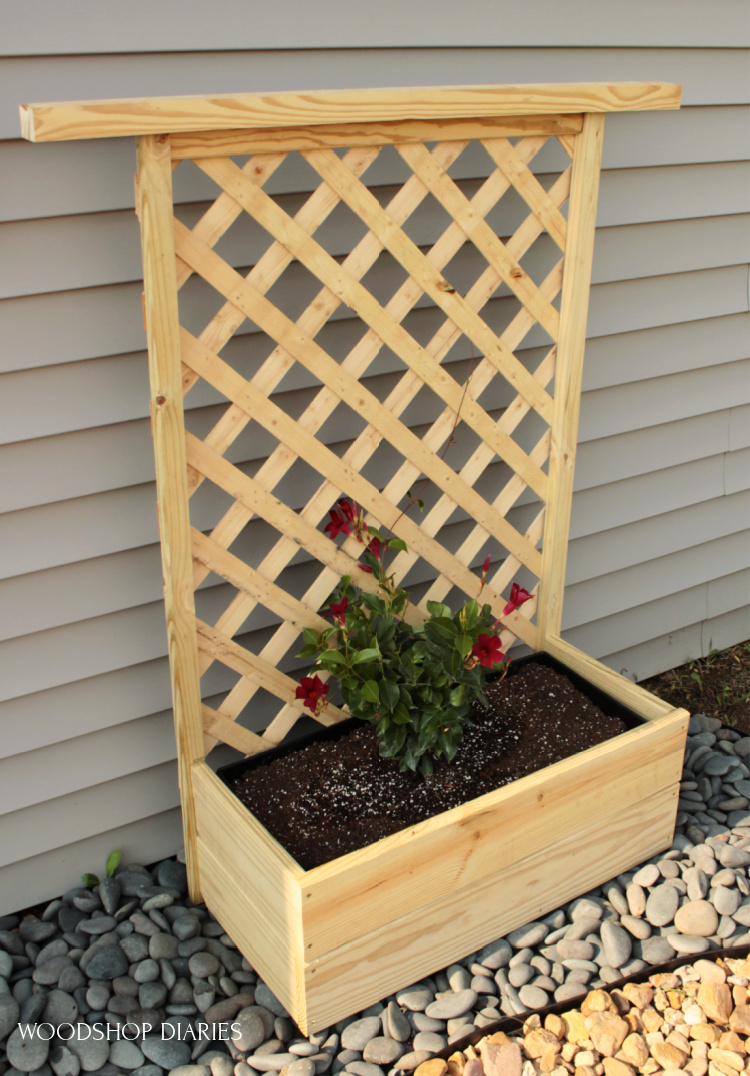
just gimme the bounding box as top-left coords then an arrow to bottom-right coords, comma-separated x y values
198,644 -> 687,1032
20,82 -> 689,1033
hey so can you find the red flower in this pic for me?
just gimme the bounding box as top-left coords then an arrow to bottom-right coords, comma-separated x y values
501,583 -> 532,618
295,674 -> 329,715
337,498 -> 357,523
367,535 -> 382,558
358,563 -> 373,574
324,507 -> 351,540
328,596 -> 348,626
471,633 -> 505,668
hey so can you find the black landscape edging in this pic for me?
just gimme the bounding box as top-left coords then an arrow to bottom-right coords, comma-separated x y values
437,943 -> 750,1059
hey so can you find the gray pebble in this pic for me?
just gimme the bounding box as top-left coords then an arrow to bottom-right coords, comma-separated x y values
346,1064 -> 384,1076
424,989 -> 476,1020
44,989 -> 78,1027
411,1031 -> 446,1053
620,915 -> 651,940
0,992 -> 20,1039
287,1062 -> 317,1076
384,1000 -> 411,1042
140,1036 -> 192,1070
640,936 -> 676,964
713,886 -> 741,916
645,883 -> 680,926
254,982 -> 289,1019
600,920 -> 632,969
67,1035 -> 110,1073
33,956 -> 74,986
362,1038 -> 403,1066
190,952 -> 220,979
506,922 -> 547,948
49,1042 -> 81,1076
6,1024 -> 51,1071
173,916 -> 202,941
632,864 -> 660,887
393,1052 -> 432,1072
109,1039 -> 146,1069
411,1012 -> 444,1033
556,939 -> 594,961
477,940 -> 512,970
85,946 -> 129,980
341,1017 -> 382,1052
666,934 -> 711,954
518,983 -> 549,1008
244,1054 -> 298,1071
133,958 -> 160,984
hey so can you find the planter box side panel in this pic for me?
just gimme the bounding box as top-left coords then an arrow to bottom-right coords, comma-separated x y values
302,780 -> 677,1030
192,762 -> 306,1020
300,707 -> 688,959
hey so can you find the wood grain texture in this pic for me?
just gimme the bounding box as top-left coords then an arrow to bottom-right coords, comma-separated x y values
20,83 -> 681,142
193,762 -> 305,1019
537,113 -> 605,646
171,114 -> 583,158
135,134 -> 205,901
300,782 -> 679,1030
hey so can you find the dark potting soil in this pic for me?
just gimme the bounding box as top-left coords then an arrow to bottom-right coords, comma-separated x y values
229,663 -> 627,870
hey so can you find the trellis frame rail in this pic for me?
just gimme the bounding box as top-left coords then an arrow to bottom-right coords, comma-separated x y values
21,83 -> 688,1030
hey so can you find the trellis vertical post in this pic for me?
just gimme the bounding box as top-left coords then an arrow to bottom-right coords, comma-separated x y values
537,112 -> 605,647
136,133 -> 205,901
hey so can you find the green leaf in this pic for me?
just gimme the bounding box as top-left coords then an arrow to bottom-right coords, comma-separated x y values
455,634 -> 472,660
426,601 -> 452,619
106,850 -> 122,878
296,643 -> 320,658
352,647 -> 381,664
319,649 -> 346,665
380,679 -> 400,711
81,873 -> 100,888
388,537 -> 408,552
362,679 -> 380,703
392,701 -> 412,725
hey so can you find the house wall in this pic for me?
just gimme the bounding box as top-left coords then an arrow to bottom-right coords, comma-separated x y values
1,0 -> 748,912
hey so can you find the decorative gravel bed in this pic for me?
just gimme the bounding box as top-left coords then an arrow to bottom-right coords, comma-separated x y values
4,711 -> 750,1076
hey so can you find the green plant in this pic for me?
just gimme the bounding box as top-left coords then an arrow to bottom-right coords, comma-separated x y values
82,849 -> 121,888
296,499 -> 530,776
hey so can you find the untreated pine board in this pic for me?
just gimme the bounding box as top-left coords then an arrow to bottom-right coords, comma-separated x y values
300,784 -> 679,1031
537,113 -> 604,645
20,83 -> 682,142
170,114 -> 582,158
136,134 -> 205,901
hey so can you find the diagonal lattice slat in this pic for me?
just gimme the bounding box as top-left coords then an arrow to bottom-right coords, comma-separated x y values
151,122 -> 583,758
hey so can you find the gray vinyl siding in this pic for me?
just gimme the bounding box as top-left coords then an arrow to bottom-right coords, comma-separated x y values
0,0 -> 748,913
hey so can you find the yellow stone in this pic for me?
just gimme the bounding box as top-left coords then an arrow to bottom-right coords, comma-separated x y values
619,1033 -> 650,1067
651,1042 -> 689,1069
562,1044 -> 579,1063
415,1062 -> 448,1076
484,1036 -> 513,1047
733,987 -> 749,1008
545,1015 -> 567,1041
708,1050 -> 744,1071
686,1058 -> 709,1076
718,1033 -> 745,1055
698,984 -> 733,1025
586,1013 -> 630,1058
564,1012 -> 591,1044
730,1008 -> 750,1036
642,1008 -> 666,1034
524,1030 -> 563,1060
654,975 -> 682,990
692,1025 -> 722,1045
575,1068 -> 597,1076
602,1060 -> 635,1076
623,984 -> 655,1010
582,992 -> 617,1017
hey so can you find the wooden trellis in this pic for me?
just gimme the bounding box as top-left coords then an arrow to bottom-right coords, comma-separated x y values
21,82 -> 688,1031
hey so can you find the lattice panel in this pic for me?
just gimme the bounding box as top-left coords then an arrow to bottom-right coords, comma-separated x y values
135,114 -> 597,762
